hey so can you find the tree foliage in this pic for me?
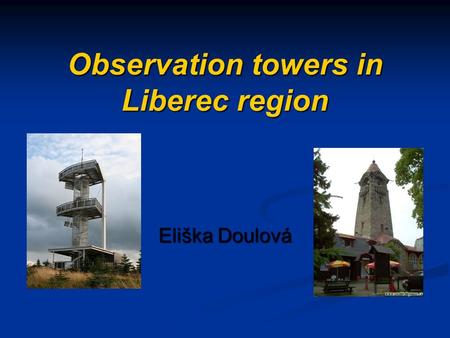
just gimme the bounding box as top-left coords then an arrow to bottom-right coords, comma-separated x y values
136,251 -> 141,274
313,248 -> 344,271
36,259 -> 41,267
313,149 -> 341,276
119,254 -> 133,274
314,149 -> 339,249
395,148 -> 423,228
383,242 -> 401,262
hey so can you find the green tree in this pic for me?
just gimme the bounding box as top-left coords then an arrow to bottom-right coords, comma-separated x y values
119,254 -> 133,274
313,149 -> 340,274
383,242 -> 400,262
36,259 -> 41,267
314,149 -> 339,249
136,251 -> 141,274
395,148 -> 423,228
42,259 -> 50,267
47,271 -> 69,288
314,247 -> 344,272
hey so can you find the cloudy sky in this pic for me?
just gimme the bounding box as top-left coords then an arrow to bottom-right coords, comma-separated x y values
27,134 -> 141,264
318,148 -> 423,247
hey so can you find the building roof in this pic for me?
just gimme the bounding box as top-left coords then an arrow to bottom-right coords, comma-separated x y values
334,233 -> 371,259
337,233 -> 357,240
367,160 -> 381,173
335,232 -> 423,259
404,245 -> 423,253
359,160 -> 390,185
370,244 -> 394,255
374,233 -> 394,244
59,160 -> 104,186
49,245 -> 115,258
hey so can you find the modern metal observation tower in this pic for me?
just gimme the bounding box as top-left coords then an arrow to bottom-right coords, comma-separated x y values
49,157 -> 119,269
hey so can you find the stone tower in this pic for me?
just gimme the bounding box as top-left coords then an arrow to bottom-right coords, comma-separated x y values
354,161 -> 393,240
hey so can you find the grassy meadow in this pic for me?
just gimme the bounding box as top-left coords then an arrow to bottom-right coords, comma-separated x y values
27,267 -> 141,289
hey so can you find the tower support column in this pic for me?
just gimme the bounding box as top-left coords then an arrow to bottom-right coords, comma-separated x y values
102,180 -> 106,249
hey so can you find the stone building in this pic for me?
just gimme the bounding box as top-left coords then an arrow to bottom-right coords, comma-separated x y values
333,161 -> 423,279
354,161 -> 393,239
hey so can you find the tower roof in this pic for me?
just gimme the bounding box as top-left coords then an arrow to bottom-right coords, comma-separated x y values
59,159 -> 104,186
360,160 -> 389,184
367,160 -> 381,173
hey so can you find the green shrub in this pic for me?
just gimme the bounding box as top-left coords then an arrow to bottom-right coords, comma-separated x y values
47,271 -> 69,288
86,273 -> 116,288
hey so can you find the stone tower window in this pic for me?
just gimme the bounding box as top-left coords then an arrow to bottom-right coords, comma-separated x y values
380,224 -> 384,232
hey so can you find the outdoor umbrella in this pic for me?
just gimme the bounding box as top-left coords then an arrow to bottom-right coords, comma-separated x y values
327,260 -> 350,279
366,260 -> 400,269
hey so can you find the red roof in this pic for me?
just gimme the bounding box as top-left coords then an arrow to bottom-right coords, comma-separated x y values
405,245 -> 422,253
337,233 -> 357,239
375,233 -> 394,244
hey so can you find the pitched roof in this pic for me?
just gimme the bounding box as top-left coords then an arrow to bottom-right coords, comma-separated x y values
360,160 -> 390,184
337,233 -> 357,240
334,233 -> 371,259
405,245 -> 423,253
370,245 -> 394,255
375,233 -> 394,244
367,160 -> 381,173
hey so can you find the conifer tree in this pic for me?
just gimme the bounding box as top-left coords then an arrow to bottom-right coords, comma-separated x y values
120,254 -> 132,274
313,149 -> 342,271
136,251 -> 141,274
314,149 -> 339,249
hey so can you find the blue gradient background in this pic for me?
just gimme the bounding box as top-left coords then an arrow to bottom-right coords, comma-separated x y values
1,4 -> 449,337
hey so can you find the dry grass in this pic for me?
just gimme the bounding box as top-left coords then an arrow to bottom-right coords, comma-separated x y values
27,267 -> 141,289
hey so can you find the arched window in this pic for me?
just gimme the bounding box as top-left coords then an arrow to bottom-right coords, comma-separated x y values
409,254 -> 418,270
418,254 -> 423,269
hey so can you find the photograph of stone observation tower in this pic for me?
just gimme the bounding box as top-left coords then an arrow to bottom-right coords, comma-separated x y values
27,134 -> 141,288
313,148 -> 423,296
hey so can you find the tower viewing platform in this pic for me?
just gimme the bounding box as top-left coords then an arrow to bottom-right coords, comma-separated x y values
56,198 -> 103,218
59,159 -> 103,186
50,155 -> 111,270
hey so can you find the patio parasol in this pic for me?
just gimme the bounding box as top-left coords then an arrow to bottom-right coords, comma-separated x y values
327,260 -> 350,279
366,260 -> 400,269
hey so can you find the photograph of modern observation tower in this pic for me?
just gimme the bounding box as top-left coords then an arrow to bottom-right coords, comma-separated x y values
27,134 -> 141,288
